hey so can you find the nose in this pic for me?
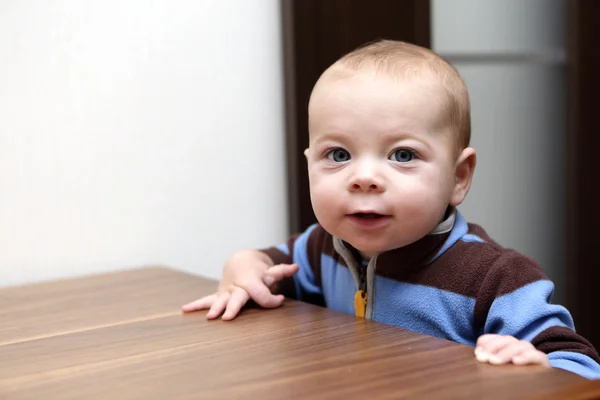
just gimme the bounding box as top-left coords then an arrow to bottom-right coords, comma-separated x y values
348,161 -> 385,193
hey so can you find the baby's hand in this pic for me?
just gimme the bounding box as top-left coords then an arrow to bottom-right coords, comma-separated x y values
181,250 -> 298,321
475,334 -> 550,367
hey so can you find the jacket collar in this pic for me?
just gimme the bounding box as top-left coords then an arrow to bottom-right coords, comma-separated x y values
333,208 -> 456,281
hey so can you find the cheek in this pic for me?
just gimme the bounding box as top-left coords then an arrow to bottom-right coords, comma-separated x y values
308,169 -> 327,206
393,168 -> 453,209
308,170 -> 344,224
309,179 -> 336,211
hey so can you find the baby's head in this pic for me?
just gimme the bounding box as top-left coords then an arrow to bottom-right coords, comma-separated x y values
305,40 -> 476,258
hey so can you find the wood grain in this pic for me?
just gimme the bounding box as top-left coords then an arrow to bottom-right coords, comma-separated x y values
530,379 -> 600,400
0,303 -> 584,399
0,268 -> 591,399
0,267 -> 215,345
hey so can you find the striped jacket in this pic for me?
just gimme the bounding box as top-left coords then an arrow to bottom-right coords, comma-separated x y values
261,209 -> 600,379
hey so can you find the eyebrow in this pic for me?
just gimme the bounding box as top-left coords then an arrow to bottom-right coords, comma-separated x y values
311,131 -> 351,143
313,130 -> 433,149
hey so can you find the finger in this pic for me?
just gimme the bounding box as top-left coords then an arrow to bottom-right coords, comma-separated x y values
245,281 -> 285,308
475,335 -> 518,363
475,334 -> 502,348
181,294 -> 217,313
263,263 -> 299,286
206,291 -> 231,320
488,341 -> 533,365
476,335 -> 517,354
513,349 -> 551,367
221,286 -> 250,321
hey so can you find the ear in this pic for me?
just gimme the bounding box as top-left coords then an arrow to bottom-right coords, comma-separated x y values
304,148 -> 310,159
450,147 -> 476,207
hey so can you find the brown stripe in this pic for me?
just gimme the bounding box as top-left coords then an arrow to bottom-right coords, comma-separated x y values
376,224 -> 501,298
376,231 -> 451,281
477,249 -> 549,297
472,248 -> 550,334
531,326 -> 600,363
399,239 -> 500,298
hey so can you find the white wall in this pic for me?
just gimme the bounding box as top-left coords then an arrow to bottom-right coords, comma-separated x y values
0,0 -> 288,287
432,0 -> 566,300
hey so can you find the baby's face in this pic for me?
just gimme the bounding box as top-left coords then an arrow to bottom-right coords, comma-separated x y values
306,71 -> 460,257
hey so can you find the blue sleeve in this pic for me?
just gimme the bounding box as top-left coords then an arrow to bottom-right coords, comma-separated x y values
483,280 -> 600,379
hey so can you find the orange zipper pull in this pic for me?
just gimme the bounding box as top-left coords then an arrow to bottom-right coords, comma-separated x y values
354,289 -> 367,318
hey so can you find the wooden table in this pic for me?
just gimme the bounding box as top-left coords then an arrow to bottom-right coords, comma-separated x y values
1,267 -> 598,399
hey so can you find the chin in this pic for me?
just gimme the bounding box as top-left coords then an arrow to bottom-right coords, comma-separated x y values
345,239 -> 393,255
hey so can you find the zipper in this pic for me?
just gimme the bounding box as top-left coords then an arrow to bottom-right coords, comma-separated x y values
354,262 -> 368,318
331,237 -> 374,320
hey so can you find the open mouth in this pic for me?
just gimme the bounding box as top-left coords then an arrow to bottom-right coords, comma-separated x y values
347,212 -> 391,228
352,212 -> 386,219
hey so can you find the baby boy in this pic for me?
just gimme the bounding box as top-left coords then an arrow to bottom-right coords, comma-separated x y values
183,40 -> 600,379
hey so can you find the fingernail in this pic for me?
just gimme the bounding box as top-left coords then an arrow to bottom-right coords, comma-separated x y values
489,355 -> 503,365
475,348 -> 489,362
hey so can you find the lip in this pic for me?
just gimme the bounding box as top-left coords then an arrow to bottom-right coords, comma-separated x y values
346,212 -> 392,230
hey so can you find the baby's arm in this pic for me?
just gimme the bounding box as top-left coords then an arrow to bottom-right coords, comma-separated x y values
473,252 -> 600,379
182,223 -> 326,320
181,249 -> 298,320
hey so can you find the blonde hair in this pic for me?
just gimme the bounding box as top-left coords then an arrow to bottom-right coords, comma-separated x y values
314,40 -> 471,150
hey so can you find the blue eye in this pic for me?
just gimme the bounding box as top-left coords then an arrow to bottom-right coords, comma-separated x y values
391,149 -> 414,162
327,148 -> 351,162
